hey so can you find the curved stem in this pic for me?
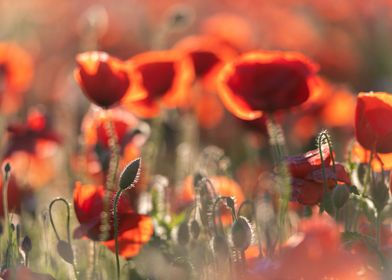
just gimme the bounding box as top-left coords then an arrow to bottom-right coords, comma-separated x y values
113,189 -> 124,280
48,197 -> 71,243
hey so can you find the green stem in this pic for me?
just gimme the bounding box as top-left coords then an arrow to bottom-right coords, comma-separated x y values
113,189 -> 124,280
101,111 -> 120,241
376,212 -> 381,249
2,167 -> 10,246
363,149 -> 374,196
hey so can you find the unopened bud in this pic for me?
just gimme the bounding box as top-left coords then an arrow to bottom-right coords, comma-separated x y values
212,235 -> 229,256
177,222 -> 190,246
190,220 -> 200,240
119,158 -> 141,190
21,236 -> 32,253
57,240 -> 74,264
332,185 -> 350,209
370,180 -> 389,212
231,216 -> 252,251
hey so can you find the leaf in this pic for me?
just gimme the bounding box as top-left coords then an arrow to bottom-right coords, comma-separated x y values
119,158 -> 141,190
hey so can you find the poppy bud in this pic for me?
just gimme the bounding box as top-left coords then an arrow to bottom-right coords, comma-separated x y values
332,185 -> 350,209
57,240 -> 74,264
4,162 -> 11,174
212,235 -> 229,256
119,158 -> 141,190
231,216 -> 252,251
177,222 -> 190,246
370,180 -> 389,212
190,220 -> 200,240
21,236 -> 32,253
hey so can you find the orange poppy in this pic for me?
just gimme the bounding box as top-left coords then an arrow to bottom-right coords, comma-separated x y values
351,141 -> 392,172
74,51 -> 134,108
355,92 -> 392,153
248,214 -> 377,279
3,108 -> 61,189
174,35 -> 237,90
287,145 -> 351,205
0,42 -> 34,114
216,51 -> 318,120
0,174 -> 25,217
122,51 -> 193,118
80,107 -> 149,199
73,182 -> 153,259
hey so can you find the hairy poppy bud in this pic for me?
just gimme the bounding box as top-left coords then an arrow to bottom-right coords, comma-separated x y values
370,180 -> 389,212
190,220 -> 200,240
212,235 -> 229,256
119,158 -> 141,190
4,162 -> 11,174
332,185 -> 350,209
57,240 -> 74,264
177,222 -> 190,246
21,236 -> 32,253
231,216 -> 252,251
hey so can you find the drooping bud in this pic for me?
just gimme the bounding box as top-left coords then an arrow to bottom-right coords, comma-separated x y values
119,158 -> 141,190
370,180 -> 389,212
190,220 -> 200,240
57,240 -> 74,264
177,222 -> 190,246
231,216 -> 252,251
212,235 -> 229,256
21,236 -> 32,253
332,185 -> 350,209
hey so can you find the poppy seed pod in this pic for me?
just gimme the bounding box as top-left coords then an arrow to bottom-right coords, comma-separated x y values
231,216 -> 252,251
177,221 -> 190,246
332,185 -> 350,209
212,234 -> 229,256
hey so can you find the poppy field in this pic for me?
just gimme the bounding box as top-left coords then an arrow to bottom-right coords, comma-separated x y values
2,1 -> 392,279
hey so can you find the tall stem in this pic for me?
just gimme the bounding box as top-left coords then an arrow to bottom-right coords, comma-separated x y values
266,115 -> 290,242
113,189 -> 124,280
100,110 -> 120,241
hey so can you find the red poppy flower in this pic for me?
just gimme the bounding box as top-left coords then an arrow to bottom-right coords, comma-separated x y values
0,42 -> 34,114
216,51 -> 318,120
3,109 -> 61,189
122,51 -> 193,118
73,182 -> 153,258
248,215 -> 378,279
287,145 -> 351,205
74,51 -> 134,108
0,174 -> 24,217
174,36 -> 237,88
79,107 -> 149,194
355,92 -> 392,153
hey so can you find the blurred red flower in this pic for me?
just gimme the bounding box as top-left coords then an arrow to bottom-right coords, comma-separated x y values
216,51 -> 318,120
0,174 -> 25,217
0,42 -> 34,114
78,107 -> 149,205
287,145 -> 351,205
74,51 -> 133,108
355,92 -> 392,153
248,214 -> 377,279
73,182 -> 153,259
3,108 -> 61,189
122,51 -> 193,118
